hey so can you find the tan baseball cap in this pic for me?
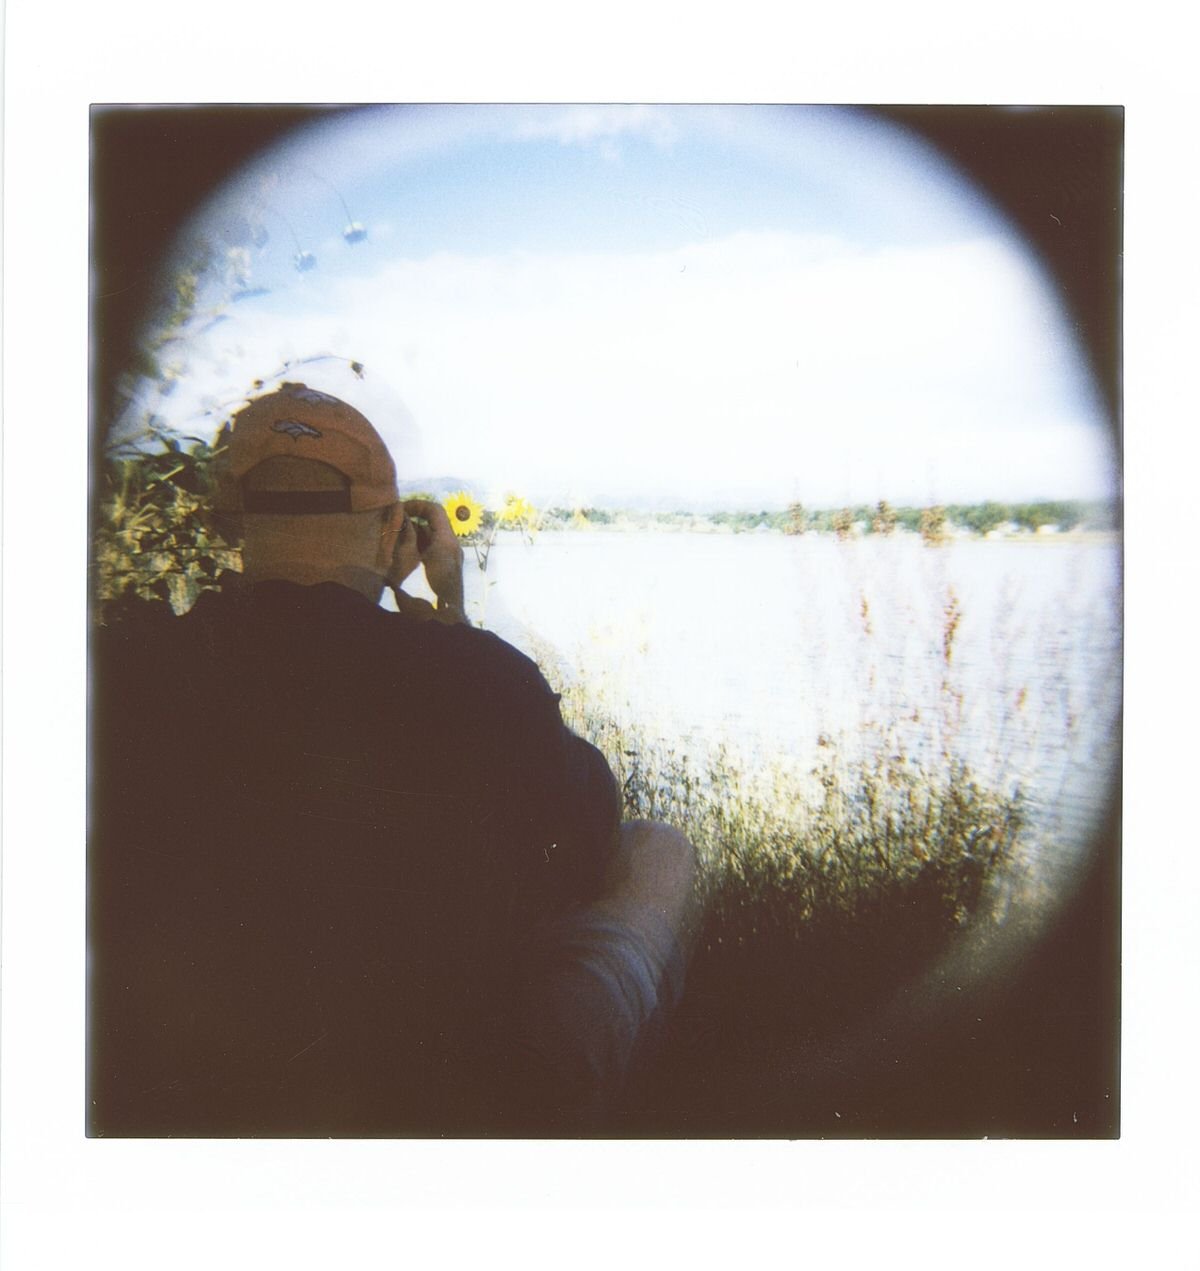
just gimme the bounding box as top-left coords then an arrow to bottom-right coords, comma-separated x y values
213,382 -> 399,513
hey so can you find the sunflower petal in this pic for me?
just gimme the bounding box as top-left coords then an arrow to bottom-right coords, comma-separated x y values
442,490 -> 484,537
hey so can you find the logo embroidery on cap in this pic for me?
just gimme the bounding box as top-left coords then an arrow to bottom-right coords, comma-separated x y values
272,418 -> 324,440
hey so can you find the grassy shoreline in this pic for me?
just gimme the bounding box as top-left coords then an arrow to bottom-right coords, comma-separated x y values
549,663 -> 1045,1086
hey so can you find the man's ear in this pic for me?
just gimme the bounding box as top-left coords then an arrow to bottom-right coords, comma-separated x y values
382,502 -> 406,533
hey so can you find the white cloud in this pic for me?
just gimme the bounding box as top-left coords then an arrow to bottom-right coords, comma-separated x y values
156,229 -> 1113,505
509,104 -> 680,150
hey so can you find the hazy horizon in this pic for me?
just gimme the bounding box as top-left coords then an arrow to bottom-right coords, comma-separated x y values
392,474 -> 1118,515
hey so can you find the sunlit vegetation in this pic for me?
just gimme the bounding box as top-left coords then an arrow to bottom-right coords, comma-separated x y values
919,504 -> 948,545
94,432 -> 241,617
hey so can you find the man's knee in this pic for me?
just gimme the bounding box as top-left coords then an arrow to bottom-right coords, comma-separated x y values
604,820 -> 698,936
617,818 -> 691,879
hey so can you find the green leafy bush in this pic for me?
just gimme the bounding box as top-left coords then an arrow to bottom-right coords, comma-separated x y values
94,433 -> 242,618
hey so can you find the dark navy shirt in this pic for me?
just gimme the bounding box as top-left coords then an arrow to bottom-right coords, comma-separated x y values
89,582 -> 620,1135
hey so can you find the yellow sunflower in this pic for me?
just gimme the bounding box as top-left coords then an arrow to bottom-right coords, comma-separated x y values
498,494 -> 536,526
443,490 -> 483,537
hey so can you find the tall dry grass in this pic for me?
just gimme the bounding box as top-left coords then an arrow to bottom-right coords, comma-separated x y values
541,582 -> 1042,1091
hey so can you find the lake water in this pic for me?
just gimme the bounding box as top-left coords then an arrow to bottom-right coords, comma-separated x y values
409,530 -> 1122,871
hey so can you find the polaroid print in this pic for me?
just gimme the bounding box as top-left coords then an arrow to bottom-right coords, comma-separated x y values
88,104 -> 1122,1139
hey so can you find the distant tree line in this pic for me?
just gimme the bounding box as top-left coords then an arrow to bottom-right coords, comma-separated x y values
539,499 -> 1117,536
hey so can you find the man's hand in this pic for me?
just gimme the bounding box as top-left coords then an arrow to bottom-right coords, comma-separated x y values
389,499 -> 467,623
387,514 -> 423,590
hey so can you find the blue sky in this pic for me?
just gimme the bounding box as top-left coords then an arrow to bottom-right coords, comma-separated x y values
206,105 -> 1006,271
128,105 -> 1116,508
